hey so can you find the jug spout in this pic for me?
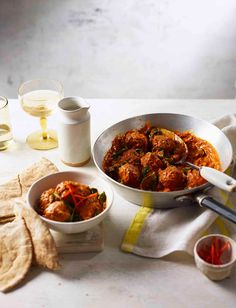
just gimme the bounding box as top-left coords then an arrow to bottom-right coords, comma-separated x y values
76,98 -> 90,111
58,97 -> 90,122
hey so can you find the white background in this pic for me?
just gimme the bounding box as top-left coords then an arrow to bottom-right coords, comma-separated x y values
0,0 -> 236,99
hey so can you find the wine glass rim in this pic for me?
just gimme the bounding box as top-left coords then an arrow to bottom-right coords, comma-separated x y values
0,96 -> 8,109
18,79 -> 63,95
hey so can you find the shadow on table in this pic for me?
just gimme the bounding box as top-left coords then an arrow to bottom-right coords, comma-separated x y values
162,251 -> 194,265
7,266 -> 42,293
213,266 -> 236,290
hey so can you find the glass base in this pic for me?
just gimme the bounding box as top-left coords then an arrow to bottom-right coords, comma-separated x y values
0,138 -> 13,151
26,130 -> 58,150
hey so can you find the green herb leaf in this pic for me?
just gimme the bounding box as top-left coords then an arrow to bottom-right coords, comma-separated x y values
53,192 -> 61,200
112,147 -> 127,159
90,187 -> 98,194
142,166 -> 150,177
135,148 -> 143,154
63,200 -> 74,211
70,206 -> 76,222
157,150 -> 165,158
99,192 -> 106,203
182,167 -> 191,174
149,128 -> 162,138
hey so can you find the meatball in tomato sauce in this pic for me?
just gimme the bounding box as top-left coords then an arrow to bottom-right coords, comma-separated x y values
151,135 -> 175,153
125,131 -> 148,152
118,163 -> 141,188
119,149 -> 142,165
159,166 -> 186,192
141,152 -> 164,175
44,201 -> 71,222
39,188 -> 56,214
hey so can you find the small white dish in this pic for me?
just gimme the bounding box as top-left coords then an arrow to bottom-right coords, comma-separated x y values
27,171 -> 113,234
194,234 -> 236,281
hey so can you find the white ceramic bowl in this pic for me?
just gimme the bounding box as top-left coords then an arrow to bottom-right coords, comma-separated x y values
194,234 -> 236,281
27,171 -> 113,234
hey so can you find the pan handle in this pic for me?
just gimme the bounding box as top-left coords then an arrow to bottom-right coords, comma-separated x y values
196,194 -> 236,224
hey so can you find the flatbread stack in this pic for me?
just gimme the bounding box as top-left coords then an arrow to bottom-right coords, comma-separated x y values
0,158 -> 60,293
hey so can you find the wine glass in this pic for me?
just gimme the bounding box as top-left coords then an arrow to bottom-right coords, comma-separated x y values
18,79 -> 63,150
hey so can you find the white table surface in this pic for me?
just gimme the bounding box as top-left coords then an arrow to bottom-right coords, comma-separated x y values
1,99 -> 236,308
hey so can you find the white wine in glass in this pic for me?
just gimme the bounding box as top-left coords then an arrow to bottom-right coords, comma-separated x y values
18,79 -> 63,150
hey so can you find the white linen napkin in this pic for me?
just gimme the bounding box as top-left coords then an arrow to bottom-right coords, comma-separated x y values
121,114 -> 236,257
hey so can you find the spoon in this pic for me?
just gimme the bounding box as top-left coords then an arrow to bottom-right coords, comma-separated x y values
160,128 -> 236,192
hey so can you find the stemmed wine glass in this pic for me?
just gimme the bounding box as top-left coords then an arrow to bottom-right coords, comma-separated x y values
18,79 -> 63,150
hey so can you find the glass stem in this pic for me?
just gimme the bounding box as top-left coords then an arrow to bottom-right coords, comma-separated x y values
40,117 -> 48,140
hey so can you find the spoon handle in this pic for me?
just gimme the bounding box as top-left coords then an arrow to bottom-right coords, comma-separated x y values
200,166 -> 236,192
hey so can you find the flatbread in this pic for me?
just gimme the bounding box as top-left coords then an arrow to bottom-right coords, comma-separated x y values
0,177 -> 22,200
14,199 -> 60,271
19,157 -> 59,194
0,200 -> 15,218
0,158 -> 60,274
0,218 -> 32,293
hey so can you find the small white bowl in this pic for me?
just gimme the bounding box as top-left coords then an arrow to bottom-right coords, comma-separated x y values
27,171 -> 113,234
194,234 -> 236,281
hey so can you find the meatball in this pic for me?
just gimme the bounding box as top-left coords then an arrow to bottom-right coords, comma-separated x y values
43,201 -> 71,222
118,163 -> 141,188
159,166 -> 186,191
102,149 -> 141,181
78,195 -> 103,220
141,152 -> 164,174
103,150 -> 116,174
125,131 -> 148,151
39,188 -> 56,213
151,135 -> 176,153
119,148 -> 142,165
111,134 -> 126,152
103,134 -> 127,172
140,171 -> 157,191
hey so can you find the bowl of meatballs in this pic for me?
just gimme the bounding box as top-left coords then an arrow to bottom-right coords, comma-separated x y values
92,113 -> 226,209
27,171 -> 113,233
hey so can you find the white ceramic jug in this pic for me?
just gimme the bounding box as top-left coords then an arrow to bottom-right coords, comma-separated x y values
57,97 -> 91,166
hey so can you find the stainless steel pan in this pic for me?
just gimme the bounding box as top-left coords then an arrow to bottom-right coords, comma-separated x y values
92,113 -> 236,224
